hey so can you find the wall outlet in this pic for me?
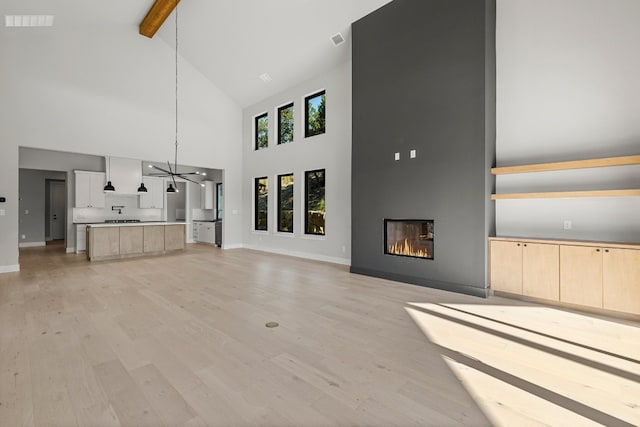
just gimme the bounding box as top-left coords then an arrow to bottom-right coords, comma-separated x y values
394,152 -> 400,161
25,209 -> 29,215
563,220 -> 572,230
21,234 -> 26,239
0,209 -> 5,216
410,149 -> 417,158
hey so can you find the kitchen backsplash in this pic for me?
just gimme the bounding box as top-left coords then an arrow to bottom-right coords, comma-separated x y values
72,194 -> 162,223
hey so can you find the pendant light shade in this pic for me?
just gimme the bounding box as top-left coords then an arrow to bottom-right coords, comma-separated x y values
104,181 -> 116,192
137,182 -> 148,193
166,183 -> 176,193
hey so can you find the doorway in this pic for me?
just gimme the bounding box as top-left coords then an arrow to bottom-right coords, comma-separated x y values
48,180 -> 66,241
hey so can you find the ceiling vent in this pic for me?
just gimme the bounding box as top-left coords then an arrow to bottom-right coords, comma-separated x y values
259,73 -> 272,84
5,15 -> 54,27
330,32 -> 345,47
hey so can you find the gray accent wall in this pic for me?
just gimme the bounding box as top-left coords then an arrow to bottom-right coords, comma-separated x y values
351,0 -> 496,297
19,169 -> 67,245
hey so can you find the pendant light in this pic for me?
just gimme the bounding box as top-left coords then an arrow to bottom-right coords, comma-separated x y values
104,156 -> 116,192
137,182 -> 148,193
166,183 -> 176,193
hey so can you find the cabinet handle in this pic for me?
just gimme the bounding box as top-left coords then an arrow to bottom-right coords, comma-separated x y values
605,249 -> 609,253
517,243 -> 520,246
523,244 -> 527,247
596,249 -> 600,252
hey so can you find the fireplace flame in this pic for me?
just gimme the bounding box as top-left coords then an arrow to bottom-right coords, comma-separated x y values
388,238 -> 430,258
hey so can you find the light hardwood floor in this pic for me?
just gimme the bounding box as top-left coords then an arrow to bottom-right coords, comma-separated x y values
1,243 -> 639,426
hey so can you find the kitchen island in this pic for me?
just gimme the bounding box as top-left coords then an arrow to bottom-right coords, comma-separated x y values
86,222 -> 186,261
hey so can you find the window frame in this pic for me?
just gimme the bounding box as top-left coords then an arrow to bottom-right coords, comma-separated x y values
216,182 -> 223,220
254,112 -> 269,150
277,173 -> 294,233
254,176 -> 268,231
304,169 -> 326,236
277,102 -> 295,145
304,90 -> 326,138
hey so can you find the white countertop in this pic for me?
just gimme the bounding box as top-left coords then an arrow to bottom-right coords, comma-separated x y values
87,222 -> 187,228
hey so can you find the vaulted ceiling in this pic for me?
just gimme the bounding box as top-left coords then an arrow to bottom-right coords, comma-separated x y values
3,0 -> 393,107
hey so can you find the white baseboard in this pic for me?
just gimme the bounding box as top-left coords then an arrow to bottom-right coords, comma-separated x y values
222,243 -> 244,250
66,247 -> 76,254
19,241 -> 46,248
0,264 -> 20,273
242,244 -> 350,266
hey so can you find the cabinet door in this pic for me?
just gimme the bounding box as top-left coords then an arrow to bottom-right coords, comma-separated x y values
522,243 -> 559,301
92,228 -> 120,258
144,226 -> 165,253
76,225 -> 87,253
75,172 -> 92,207
203,181 -> 214,209
560,245 -> 603,308
89,173 -> 105,208
119,226 -> 143,255
603,248 -> 640,315
490,240 -> 523,294
165,225 -> 185,250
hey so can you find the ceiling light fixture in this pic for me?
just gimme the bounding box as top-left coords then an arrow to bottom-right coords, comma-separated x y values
104,157 -> 116,192
146,5 -> 203,193
330,32 -> 345,47
5,15 -> 54,27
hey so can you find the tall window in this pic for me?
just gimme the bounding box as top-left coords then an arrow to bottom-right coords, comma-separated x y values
305,90 -> 325,138
277,174 -> 294,233
255,113 -> 268,150
254,177 -> 268,231
305,169 -> 325,235
278,103 -> 294,145
216,182 -> 223,220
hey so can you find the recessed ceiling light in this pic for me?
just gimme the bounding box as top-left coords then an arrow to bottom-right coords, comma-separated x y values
259,73 -> 272,84
5,15 -> 55,27
330,32 -> 345,47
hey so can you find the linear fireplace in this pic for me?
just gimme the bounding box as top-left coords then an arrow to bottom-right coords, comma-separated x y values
384,219 -> 434,260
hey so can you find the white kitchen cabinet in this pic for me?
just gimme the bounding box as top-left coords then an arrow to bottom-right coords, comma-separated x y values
75,224 -> 87,253
75,171 -> 106,208
193,221 -> 215,245
139,176 -> 164,209
203,180 -> 214,210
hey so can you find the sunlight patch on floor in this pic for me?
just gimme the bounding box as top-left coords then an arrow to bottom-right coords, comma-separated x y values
405,303 -> 640,427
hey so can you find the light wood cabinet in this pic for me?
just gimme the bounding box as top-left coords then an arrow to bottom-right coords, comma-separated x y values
74,171 -> 105,208
560,245 -> 603,308
490,237 -> 640,316
139,176 -> 164,209
143,226 -> 165,253
490,241 -> 559,301
90,228 -> 120,258
119,226 -> 143,255
523,243 -> 559,301
165,225 -> 185,251
490,240 -> 522,294
603,248 -> 640,314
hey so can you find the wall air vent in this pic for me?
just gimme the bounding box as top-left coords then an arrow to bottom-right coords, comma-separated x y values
330,32 -> 345,47
5,15 -> 54,27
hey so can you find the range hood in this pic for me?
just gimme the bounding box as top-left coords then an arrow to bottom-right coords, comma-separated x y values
105,156 -> 143,194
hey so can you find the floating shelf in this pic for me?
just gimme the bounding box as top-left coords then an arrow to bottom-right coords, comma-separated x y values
491,155 -> 640,175
491,189 -> 640,200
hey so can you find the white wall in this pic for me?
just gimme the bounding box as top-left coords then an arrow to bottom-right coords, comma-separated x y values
0,23 -> 243,270
496,0 -> 640,242
242,61 -> 352,264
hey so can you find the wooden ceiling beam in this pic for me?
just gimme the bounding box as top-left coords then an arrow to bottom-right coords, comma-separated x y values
139,0 -> 180,39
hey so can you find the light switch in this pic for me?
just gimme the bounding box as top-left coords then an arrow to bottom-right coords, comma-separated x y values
394,152 -> 400,161
25,209 -> 29,215
410,149 -> 417,158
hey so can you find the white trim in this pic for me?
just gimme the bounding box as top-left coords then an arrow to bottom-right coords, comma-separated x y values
67,247 -> 76,254
222,243 -> 244,250
0,264 -> 20,273
19,241 -> 46,248
243,244 -> 349,266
